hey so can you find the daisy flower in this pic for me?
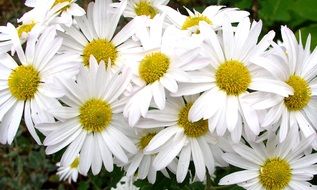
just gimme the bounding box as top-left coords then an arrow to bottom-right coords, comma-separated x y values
116,0 -> 169,19
123,15 -> 206,126
259,26 -> 317,142
0,21 -> 45,55
21,0 -> 85,27
173,19 -> 293,142
219,133 -> 317,190
39,57 -> 137,176
0,0 -> 66,56
0,23 -> 26,55
59,0 -> 142,69
135,95 -> 225,182
125,129 -> 172,184
0,27 -> 80,145
56,156 -> 82,183
160,5 -> 249,33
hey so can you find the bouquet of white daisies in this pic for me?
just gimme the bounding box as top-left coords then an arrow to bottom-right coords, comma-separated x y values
0,0 -> 316,189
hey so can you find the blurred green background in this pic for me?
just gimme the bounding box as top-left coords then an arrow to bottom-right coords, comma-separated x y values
0,0 -> 316,189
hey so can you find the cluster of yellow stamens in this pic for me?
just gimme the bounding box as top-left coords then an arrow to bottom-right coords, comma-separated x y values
17,23 -> 35,38
52,0 -> 71,11
284,75 -> 311,111
259,157 -> 292,190
139,52 -> 170,84
70,157 -> 80,169
138,132 -> 157,150
177,103 -> 208,137
134,0 -> 157,18
82,39 -> 118,67
8,65 -> 40,101
181,15 -> 212,33
215,60 -> 251,96
79,99 -> 112,133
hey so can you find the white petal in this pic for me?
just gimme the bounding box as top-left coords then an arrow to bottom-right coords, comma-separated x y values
153,135 -> 186,170
190,138 -> 206,181
6,101 -> 24,144
219,170 -> 258,185
96,134 -> 114,172
79,134 -> 94,175
138,155 -> 151,179
127,153 -> 143,176
223,153 -> 258,170
176,144 -> 191,183
61,131 -> 86,166
145,126 -> 179,152
102,130 -> 128,163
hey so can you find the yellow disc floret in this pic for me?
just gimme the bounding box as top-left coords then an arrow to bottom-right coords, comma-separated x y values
181,15 -> 212,31
17,23 -> 35,38
259,157 -> 292,190
82,39 -> 117,67
79,99 -> 112,133
8,65 -> 40,101
216,60 -> 251,96
70,157 -> 80,168
139,52 -> 170,84
178,103 -> 208,138
284,75 -> 311,111
134,0 -> 157,18
52,0 -> 71,11
138,132 -> 156,150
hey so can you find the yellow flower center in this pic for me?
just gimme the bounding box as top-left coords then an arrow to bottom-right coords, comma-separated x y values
215,60 -> 251,96
70,157 -> 80,169
8,65 -> 40,101
82,39 -> 117,67
52,0 -> 71,11
134,0 -> 157,18
79,99 -> 112,133
259,157 -> 292,190
138,132 -> 156,150
17,23 -> 35,38
181,15 -> 212,32
178,103 -> 208,137
139,52 -> 170,84
284,75 -> 311,111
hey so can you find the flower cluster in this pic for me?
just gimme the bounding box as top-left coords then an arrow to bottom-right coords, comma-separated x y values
0,0 -> 316,189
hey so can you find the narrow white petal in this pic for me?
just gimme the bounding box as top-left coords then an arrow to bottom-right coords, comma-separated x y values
219,170 -> 258,185
176,144 -> 191,183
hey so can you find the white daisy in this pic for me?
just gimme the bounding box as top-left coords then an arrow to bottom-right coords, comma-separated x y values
125,129 -> 172,184
123,15 -> 207,126
38,56 -> 137,176
21,0 -> 85,27
219,133 -> 317,190
173,19 -> 293,142
0,21 -> 45,55
0,0 -> 68,55
258,26 -> 317,142
59,0 -> 143,69
116,0 -> 169,19
135,95 -> 225,182
56,156 -> 82,183
160,5 -> 249,33
0,27 -> 80,145
0,23 -> 24,55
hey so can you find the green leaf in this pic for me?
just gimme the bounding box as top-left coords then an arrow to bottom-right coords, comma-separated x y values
290,0 -> 317,22
234,0 -> 252,10
259,0 -> 294,24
